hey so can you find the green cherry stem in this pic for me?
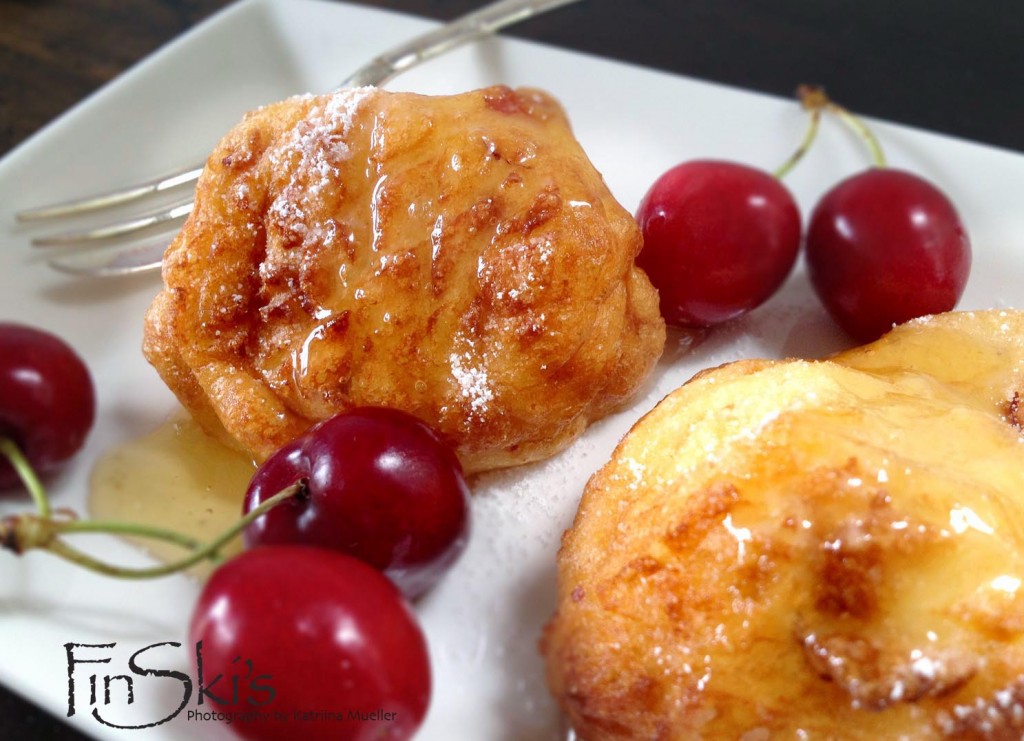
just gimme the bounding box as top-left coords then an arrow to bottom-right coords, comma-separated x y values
0,437 -> 52,518
35,484 -> 301,579
773,94 -> 822,180
773,85 -> 889,180
1,441 -> 212,557
829,99 -> 887,168
56,517 -> 207,553
803,84 -> 887,167
0,434 -> 304,579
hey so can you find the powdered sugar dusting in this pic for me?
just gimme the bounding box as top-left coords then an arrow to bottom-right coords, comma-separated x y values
267,87 -> 377,246
449,334 -> 494,422
450,350 -> 493,416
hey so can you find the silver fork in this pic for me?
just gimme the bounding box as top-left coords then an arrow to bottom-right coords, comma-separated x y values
17,0 -> 584,277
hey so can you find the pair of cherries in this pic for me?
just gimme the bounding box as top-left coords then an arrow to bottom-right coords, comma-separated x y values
636,91 -> 972,342
201,408 -> 469,741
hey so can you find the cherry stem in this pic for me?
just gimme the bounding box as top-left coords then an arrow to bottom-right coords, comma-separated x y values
0,437 -> 51,518
0,436 -> 305,579
800,84 -> 887,168
773,102 -> 822,180
829,106 -> 887,168
57,518 -> 207,553
774,85 -> 889,178
36,484 -> 301,579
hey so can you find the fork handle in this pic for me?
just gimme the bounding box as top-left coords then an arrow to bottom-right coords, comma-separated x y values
338,0 -> 584,88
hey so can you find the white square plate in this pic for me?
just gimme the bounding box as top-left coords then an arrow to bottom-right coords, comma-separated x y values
2,1 -> 1023,739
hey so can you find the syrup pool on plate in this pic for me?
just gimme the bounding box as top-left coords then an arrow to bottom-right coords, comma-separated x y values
89,414 -> 255,578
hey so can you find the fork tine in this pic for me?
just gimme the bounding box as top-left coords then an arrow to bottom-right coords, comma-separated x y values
48,240 -> 168,277
21,0 -> 585,226
25,0 -> 587,278
16,164 -> 203,221
31,201 -> 194,247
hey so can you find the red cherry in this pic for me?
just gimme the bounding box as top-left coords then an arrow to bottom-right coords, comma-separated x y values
806,168 -> 971,342
244,407 -> 470,600
189,546 -> 430,741
0,323 -> 95,489
636,160 -> 802,327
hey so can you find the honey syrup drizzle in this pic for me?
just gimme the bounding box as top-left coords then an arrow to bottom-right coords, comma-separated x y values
88,415 -> 256,579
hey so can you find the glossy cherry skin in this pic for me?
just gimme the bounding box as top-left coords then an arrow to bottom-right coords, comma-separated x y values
0,323 -> 95,489
189,546 -> 431,741
636,160 -> 802,327
244,407 -> 470,600
806,168 -> 971,342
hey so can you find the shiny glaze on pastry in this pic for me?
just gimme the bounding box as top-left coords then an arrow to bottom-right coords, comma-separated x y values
544,310 -> 1024,739
144,86 -> 664,473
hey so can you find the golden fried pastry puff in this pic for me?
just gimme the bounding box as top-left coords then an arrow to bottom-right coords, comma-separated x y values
143,86 -> 664,473
543,310 -> 1024,739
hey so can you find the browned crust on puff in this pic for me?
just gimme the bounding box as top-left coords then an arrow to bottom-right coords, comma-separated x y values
143,86 -> 665,472
542,314 -> 1024,739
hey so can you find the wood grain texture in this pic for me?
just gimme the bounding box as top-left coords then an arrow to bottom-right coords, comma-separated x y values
2,0 -> 1022,157
0,0 -> 231,152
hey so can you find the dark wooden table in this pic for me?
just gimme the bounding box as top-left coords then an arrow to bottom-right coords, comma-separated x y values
3,0 -> 1024,158
1,1 -> 1021,739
